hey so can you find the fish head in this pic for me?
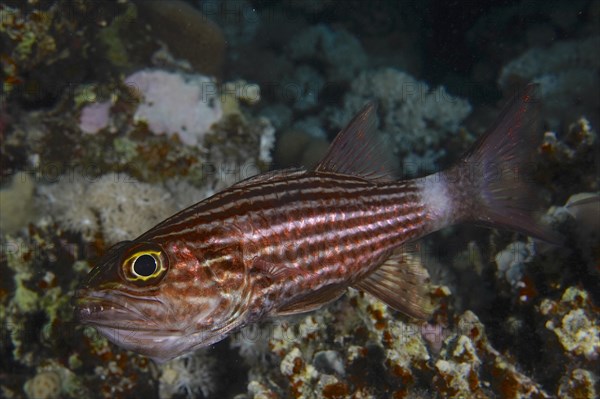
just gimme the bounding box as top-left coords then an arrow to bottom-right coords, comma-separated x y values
74,239 -> 250,362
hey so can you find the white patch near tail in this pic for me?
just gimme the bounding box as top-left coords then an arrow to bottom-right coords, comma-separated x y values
417,174 -> 452,231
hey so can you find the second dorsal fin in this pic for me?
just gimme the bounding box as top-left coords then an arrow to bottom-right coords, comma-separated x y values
314,103 -> 397,182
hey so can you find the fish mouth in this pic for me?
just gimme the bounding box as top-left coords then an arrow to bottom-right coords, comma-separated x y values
74,289 -> 167,332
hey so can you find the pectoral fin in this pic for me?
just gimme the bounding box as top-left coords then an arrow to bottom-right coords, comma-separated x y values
353,250 -> 435,319
251,258 -> 346,316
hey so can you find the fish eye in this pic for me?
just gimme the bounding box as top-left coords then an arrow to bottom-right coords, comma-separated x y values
133,254 -> 158,277
120,243 -> 168,285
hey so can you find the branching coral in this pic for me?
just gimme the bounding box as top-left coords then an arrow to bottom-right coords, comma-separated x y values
37,173 -> 176,243
499,36 -> 600,128
287,24 -> 368,82
327,68 -> 471,172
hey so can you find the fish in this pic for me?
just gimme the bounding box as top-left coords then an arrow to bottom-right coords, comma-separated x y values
74,84 -> 560,363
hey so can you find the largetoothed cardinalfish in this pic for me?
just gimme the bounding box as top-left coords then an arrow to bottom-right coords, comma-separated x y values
74,84 -> 561,363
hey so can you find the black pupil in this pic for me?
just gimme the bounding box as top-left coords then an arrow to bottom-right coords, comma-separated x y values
134,254 -> 157,277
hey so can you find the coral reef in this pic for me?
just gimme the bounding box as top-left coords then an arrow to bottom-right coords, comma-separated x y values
539,287 -> 599,361
79,101 -> 112,135
499,36 -> 600,129
274,129 -> 329,169
37,173 -> 176,244
23,370 -> 62,399
201,0 -> 261,52
135,0 -> 226,77
494,240 -> 536,291
287,24 -> 368,82
124,69 -> 223,146
0,1 -> 598,399
230,289 -> 564,398
0,220 -> 156,398
158,352 -> 218,399
0,3 -> 58,95
327,68 -> 471,172
558,368 -> 597,399
0,171 -> 35,234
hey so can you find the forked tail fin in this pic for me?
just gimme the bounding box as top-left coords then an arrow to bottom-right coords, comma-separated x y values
440,84 -> 562,244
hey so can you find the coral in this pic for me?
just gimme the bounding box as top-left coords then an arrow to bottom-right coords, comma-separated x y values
23,371 -> 61,399
292,116 -> 327,139
201,0 -> 261,50
36,175 -> 97,241
494,240 -> 535,290
159,352 -> 218,399
79,101 -> 112,135
37,102 -> 276,243
0,4 -> 56,81
222,80 -> 261,107
37,173 -> 176,244
558,368 -> 597,399
125,69 -> 223,147
281,64 -> 325,111
287,24 -> 368,82
0,221 -> 157,399
539,287 -> 599,361
498,36 -> 600,129
274,129 -> 329,169
3,229 -> 82,368
38,173 -> 175,243
0,1 -> 139,106
498,36 -> 600,88
328,68 -> 471,172
537,118 -> 598,224
85,173 -> 175,243
1,2 -> 598,399
234,288 -> 558,398
0,171 -> 35,233
22,362 -> 84,399
137,0 -> 226,77
230,323 -> 272,367
96,2 -> 138,69
540,117 -> 596,164
551,309 -> 599,360
203,115 -> 276,187
435,311 -> 550,399
260,104 -> 293,130
274,23 -> 368,111
258,119 -> 277,165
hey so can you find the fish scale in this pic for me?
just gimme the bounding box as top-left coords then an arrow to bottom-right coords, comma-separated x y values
75,85 -> 561,362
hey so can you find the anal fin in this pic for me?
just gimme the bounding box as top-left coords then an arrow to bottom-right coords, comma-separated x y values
275,285 -> 347,316
353,249 -> 435,319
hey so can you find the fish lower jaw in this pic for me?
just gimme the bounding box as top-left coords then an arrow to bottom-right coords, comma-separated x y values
92,324 -> 219,363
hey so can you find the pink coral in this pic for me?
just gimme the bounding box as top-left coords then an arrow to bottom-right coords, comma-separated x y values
79,101 -> 111,134
124,69 -> 223,146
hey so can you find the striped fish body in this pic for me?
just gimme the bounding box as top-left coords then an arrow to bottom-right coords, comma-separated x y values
145,173 -> 428,318
75,85 -> 558,362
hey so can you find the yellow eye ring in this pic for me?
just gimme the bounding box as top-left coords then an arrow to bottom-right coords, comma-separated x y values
122,247 -> 167,283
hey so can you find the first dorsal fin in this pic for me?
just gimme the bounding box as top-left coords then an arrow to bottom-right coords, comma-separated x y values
230,168 -> 306,189
353,249 -> 435,319
314,102 -> 397,182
